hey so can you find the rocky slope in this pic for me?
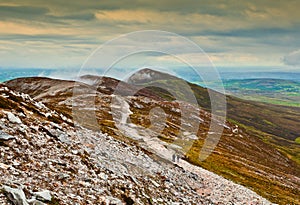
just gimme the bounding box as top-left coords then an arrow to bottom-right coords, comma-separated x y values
0,83 -> 276,204
3,71 -> 300,204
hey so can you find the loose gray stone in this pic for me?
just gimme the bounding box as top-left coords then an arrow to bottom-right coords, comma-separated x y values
27,198 -> 46,205
58,133 -> 71,144
6,112 -> 22,124
107,196 -> 123,205
33,191 -> 52,202
2,185 -> 29,205
99,172 -> 108,180
0,130 -> 15,141
58,173 -> 70,180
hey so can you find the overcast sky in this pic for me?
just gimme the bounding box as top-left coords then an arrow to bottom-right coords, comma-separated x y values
0,0 -> 300,71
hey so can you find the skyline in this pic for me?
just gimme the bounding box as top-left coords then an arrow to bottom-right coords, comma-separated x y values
0,0 -> 300,72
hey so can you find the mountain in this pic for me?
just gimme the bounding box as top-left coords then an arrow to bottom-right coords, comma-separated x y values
127,69 -> 300,143
4,69 -> 300,204
0,80 -> 276,204
125,69 -> 300,203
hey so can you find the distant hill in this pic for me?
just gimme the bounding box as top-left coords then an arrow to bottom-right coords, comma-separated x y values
128,70 -> 300,140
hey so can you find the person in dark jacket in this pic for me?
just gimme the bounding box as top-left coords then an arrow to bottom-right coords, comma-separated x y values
176,154 -> 180,163
172,154 -> 176,162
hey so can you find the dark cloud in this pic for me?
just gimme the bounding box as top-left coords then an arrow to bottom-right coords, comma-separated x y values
187,27 -> 300,38
59,13 -> 96,21
182,27 -> 300,50
0,34 -> 100,45
0,5 -> 49,20
0,4 -> 96,24
0,0 -> 273,17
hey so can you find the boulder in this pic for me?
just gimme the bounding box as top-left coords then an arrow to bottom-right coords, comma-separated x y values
2,185 -> 29,205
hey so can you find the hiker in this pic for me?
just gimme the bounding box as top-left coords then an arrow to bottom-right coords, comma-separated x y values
176,154 -> 180,163
172,154 -> 176,162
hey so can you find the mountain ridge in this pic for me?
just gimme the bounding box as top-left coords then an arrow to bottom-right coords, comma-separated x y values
3,69 -> 300,204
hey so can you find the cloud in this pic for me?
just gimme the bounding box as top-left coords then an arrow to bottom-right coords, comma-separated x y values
58,13 -> 96,21
0,33 -> 96,42
0,5 -> 49,20
0,4 -> 96,24
156,52 -> 263,67
191,27 -> 299,38
0,0 -> 299,69
95,10 -> 164,24
283,50 -> 300,66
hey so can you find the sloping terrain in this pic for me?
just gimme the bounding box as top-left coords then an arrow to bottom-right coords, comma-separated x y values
4,71 -> 300,204
128,69 -> 300,141
127,69 -> 300,162
128,69 -> 300,204
0,84 -> 274,205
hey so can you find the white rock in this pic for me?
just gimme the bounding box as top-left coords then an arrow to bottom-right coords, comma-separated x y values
58,133 -> 71,144
1,94 -> 9,98
2,185 -> 29,205
19,112 -> 26,117
60,114 -> 68,121
0,162 -> 10,169
44,113 -> 52,118
0,130 -> 15,140
99,172 -> 108,180
34,102 -> 47,110
149,179 -> 160,188
28,199 -> 46,205
6,112 -> 22,124
58,173 -> 70,180
33,190 -> 52,202
107,196 -> 123,205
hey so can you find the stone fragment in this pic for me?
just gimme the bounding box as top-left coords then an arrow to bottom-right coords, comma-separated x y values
2,185 -> 29,205
6,112 -> 22,124
33,191 -> 52,202
0,130 -> 15,141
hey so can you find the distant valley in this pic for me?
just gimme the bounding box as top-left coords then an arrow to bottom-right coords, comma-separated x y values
209,78 -> 300,107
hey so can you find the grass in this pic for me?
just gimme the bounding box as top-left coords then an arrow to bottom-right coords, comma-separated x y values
238,95 -> 300,107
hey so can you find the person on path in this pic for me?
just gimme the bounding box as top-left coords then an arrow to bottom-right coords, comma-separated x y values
176,154 -> 180,163
172,154 -> 176,162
